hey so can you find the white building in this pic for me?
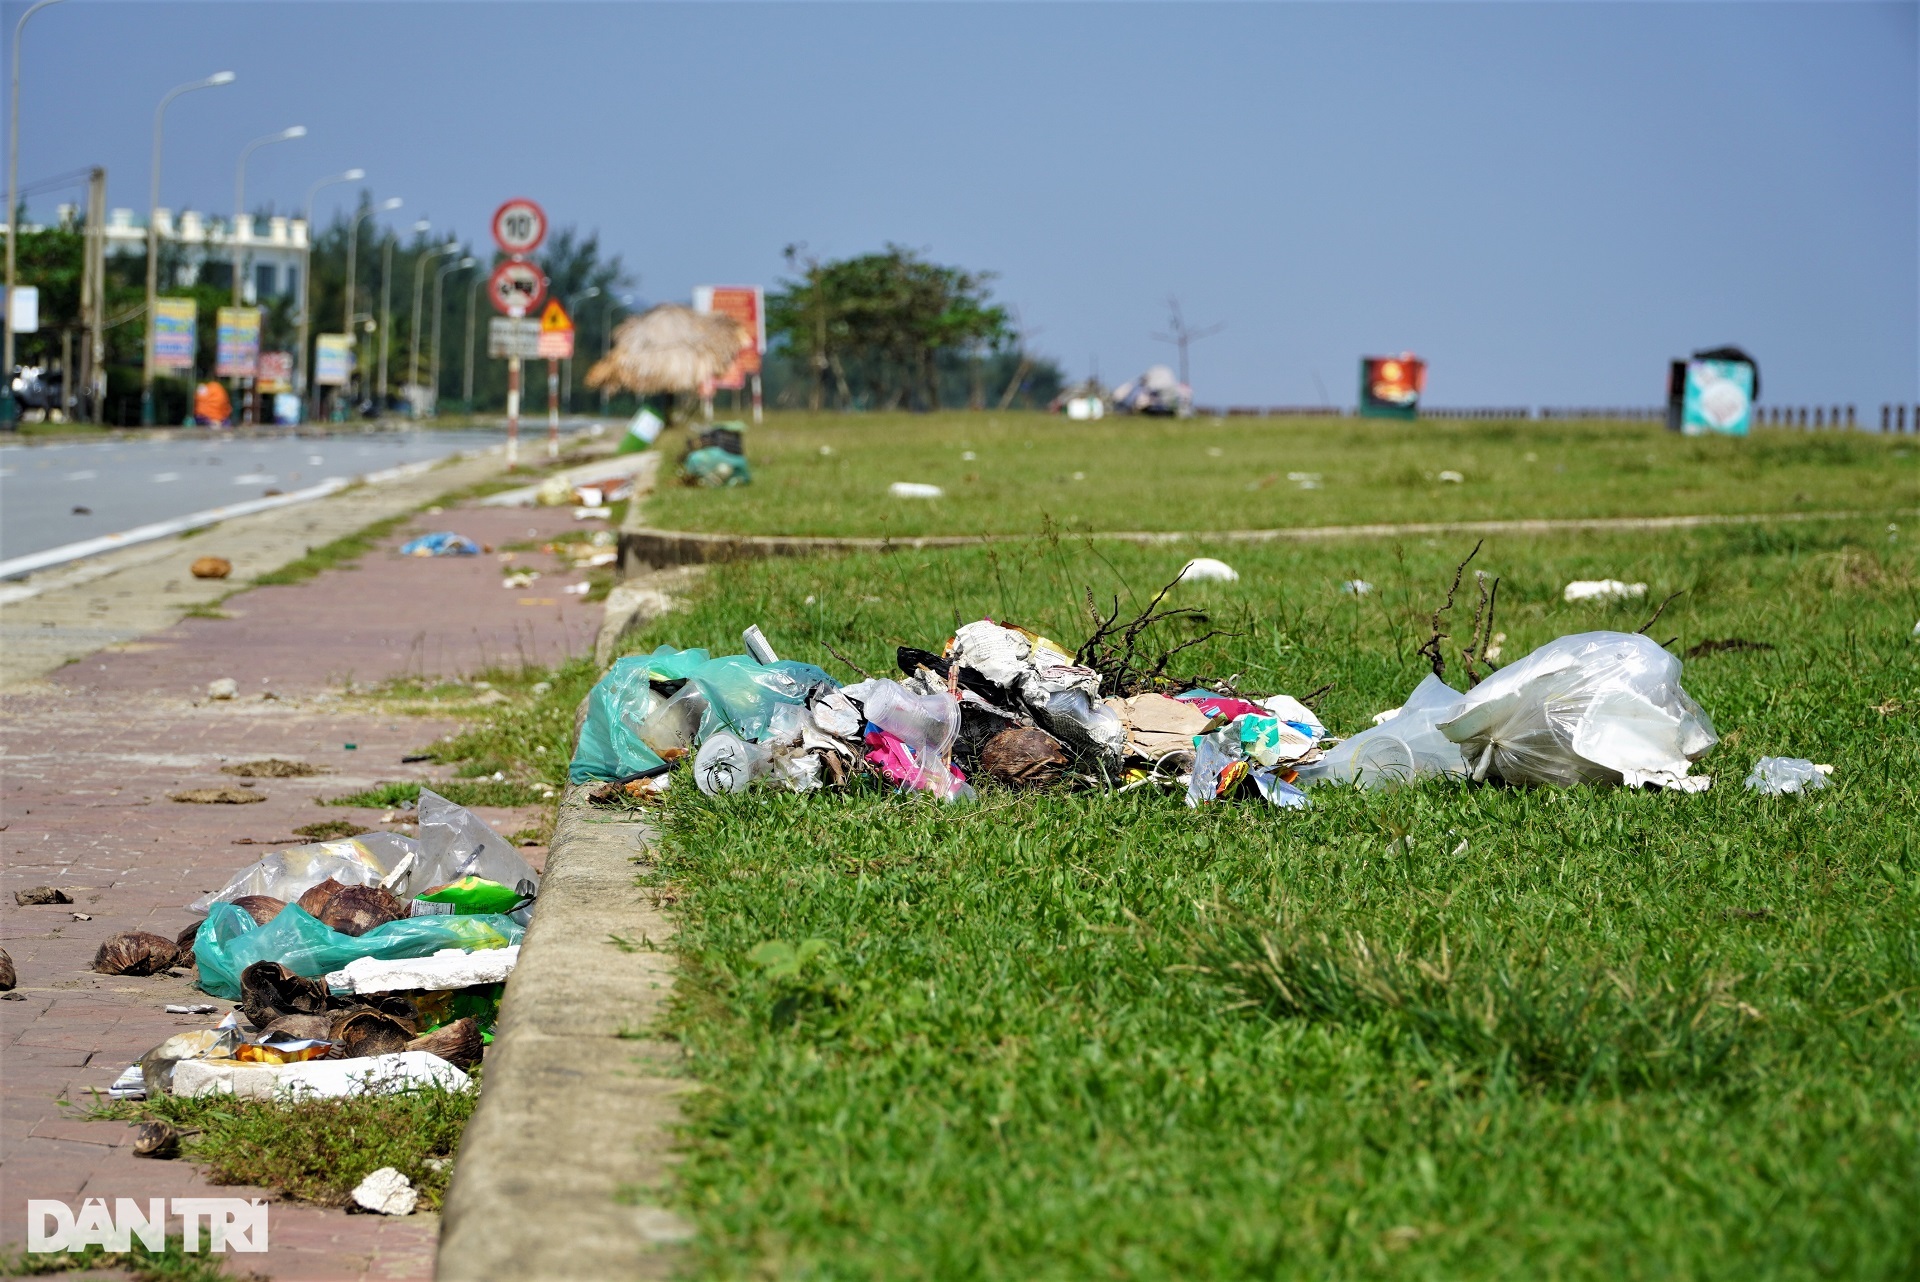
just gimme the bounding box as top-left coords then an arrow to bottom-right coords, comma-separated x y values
93,206 -> 310,303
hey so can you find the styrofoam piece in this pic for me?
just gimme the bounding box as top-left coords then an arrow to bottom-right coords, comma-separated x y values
326,945 -> 520,995
171,1051 -> 471,1100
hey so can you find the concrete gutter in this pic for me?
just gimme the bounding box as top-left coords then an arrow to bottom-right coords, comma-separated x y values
436,789 -> 692,1281
619,505 -> 1906,570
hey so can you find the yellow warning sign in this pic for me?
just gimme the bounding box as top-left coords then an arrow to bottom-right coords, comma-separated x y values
539,300 -> 573,333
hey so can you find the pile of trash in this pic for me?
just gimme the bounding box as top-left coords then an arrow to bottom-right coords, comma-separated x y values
101,790 -> 536,1102
572,615 -> 1724,805
681,421 -> 750,488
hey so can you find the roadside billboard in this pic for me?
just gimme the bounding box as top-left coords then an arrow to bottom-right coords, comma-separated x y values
215,307 -> 262,378
314,334 -> 352,387
153,297 -> 197,372
1358,354 -> 1425,419
1670,349 -> 1756,436
693,285 -> 764,390
256,351 -> 293,393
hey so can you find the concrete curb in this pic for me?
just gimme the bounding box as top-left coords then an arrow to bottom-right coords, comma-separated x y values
436,790 -> 691,1281
617,505 -> 1908,570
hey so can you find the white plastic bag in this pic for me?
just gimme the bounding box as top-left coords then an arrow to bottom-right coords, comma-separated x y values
1295,674 -> 1469,791
1437,632 -> 1716,788
1744,757 -> 1832,795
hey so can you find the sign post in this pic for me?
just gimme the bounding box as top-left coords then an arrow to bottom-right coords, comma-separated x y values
488,201 -> 549,470
537,300 -> 574,459
692,286 -> 767,424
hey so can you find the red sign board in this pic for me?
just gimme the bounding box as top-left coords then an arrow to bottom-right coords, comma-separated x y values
693,285 -> 764,390
488,261 -> 547,317
491,199 -> 547,257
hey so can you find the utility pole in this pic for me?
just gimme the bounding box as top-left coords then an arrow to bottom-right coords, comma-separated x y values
1149,295 -> 1223,417
295,167 -> 363,417
79,166 -> 104,422
462,271 -> 480,410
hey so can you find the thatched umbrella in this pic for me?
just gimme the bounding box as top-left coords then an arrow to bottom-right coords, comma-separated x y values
585,304 -> 746,395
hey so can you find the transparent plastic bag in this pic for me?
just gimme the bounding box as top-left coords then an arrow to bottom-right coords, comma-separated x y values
193,901 -> 523,1000
1744,757 -> 1831,795
411,789 -> 540,923
570,646 -> 711,783
1032,687 -> 1126,764
1295,674 -> 1469,791
1437,631 -> 1716,788
188,834 -> 420,916
688,656 -> 837,743
639,684 -> 709,757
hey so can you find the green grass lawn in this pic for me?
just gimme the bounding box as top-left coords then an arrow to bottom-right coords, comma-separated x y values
642,411 -> 1920,538
583,517 -> 1920,1280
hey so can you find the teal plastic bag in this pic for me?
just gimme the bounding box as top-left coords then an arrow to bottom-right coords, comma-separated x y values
570,645 -> 711,783
194,902 -> 524,1000
688,655 -> 836,742
683,447 -> 750,487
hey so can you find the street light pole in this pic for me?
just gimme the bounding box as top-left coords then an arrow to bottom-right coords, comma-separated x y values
599,293 -> 629,412
231,125 -> 303,306
563,286 -> 599,412
4,0 -> 66,426
140,70 -> 234,426
341,195 -> 400,414
410,238 -> 456,414
430,255 -> 472,418
377,234 -> 394,413
462,270 -> 482,410
294,167 -> 363,417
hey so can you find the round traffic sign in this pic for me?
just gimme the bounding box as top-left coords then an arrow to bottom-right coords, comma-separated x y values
491,198 -> 547,256
488,260 -> 548,317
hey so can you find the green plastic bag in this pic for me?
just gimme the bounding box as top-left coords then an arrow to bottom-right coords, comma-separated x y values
416,876 -> 526,915
570,645 -> 711,784
193,902 -> 523,1000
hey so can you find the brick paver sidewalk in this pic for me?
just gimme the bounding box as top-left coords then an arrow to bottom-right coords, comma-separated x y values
2,500 -> 607,1279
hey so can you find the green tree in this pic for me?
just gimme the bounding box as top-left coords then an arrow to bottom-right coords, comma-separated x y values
768,245 -> 1013,412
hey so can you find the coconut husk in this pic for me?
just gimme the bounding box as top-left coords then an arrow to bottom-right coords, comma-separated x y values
263,1013 -> 334,1042
230,895 -> 287,926
332,1009 -> 412,1058
296,878 -> 351,920
14,886 -> 72,906
93,931 -> 181,977
0,947 -> 15,991
221,758 -> 323,778
318,885 -> 404,938
584,304 -> 747,395
240,961 -> 329,1028
132,1121 -> 182,1158
170,786 -> 266,804
406,1016 -> 483,1069
979,726 -> 1071,789
189,556 -> 232,580
174,921 -> 201,969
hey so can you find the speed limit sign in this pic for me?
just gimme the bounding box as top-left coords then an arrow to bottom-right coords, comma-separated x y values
491,198 -> 547,257
488,260 -> 548,316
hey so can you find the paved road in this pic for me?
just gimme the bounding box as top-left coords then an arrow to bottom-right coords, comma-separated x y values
0,430 -> 509,562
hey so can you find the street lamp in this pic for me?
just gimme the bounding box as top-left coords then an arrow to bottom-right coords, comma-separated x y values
342,195 -> 401,408
293,166 -> 362,409
140,69 -> 235,426
231,125 -> 304,306
429,255 -> 474,416
409,236 -> 457,408
3,0 -> 67,426
599,293 -> 631,412
463,268 -> 485,411
563,286 -> 599,411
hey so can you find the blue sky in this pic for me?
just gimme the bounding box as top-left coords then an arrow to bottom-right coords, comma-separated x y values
12,1 -> 1917,408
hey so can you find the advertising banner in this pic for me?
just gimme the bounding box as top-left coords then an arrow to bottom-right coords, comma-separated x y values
314,334 -> 353,387
153,297 -> 198,372
1679,359 -> 1754,436
693,285 -> 765,390
215,307 -> 262,378
1358,354 -> 1425,419
256,351 -> 293,392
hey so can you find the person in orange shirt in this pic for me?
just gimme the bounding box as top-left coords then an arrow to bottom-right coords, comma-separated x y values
193,381 -> 233,427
